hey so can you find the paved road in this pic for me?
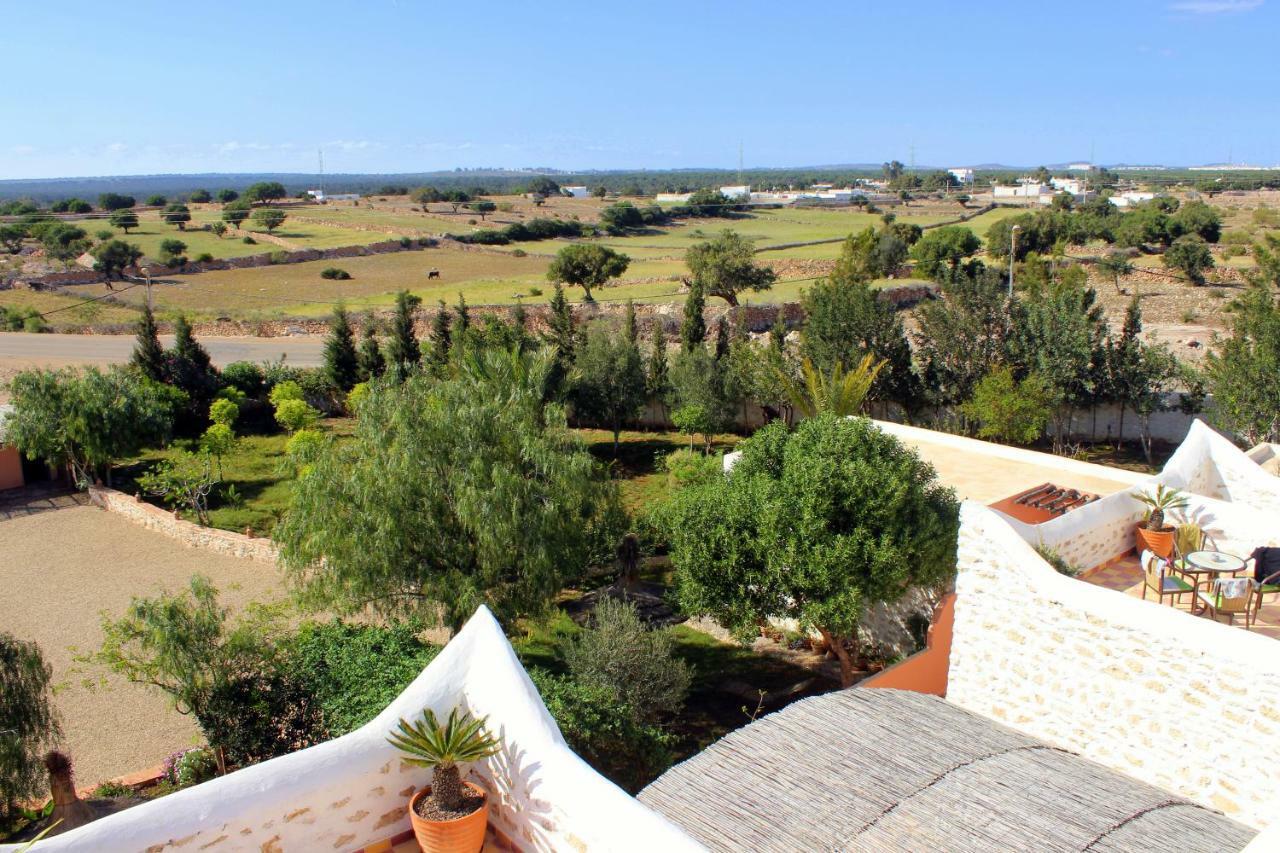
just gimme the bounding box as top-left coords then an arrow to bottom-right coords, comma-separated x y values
0,332 -> 326,368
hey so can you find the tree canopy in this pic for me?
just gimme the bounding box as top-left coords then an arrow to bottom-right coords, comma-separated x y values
663,415 -> 959,686
547,244 -> 630,301
274,349 -> 624,629
684,229 -> 776,306
0,632 -> 61,820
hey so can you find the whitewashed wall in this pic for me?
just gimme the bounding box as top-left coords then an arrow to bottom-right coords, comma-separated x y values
948,502 -> 1280,830
2,608 -> 702,853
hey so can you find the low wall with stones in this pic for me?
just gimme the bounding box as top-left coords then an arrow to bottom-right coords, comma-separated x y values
88,486 -> 278,563
947,501 -> 1280,830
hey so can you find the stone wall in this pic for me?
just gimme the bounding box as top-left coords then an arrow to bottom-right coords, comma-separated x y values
947,501 -> 1280,830
88,486 -> 278,563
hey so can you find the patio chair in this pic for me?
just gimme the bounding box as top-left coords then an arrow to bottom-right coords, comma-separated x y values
1197,577 -> 1258,629
1253,547 -> 1280,615
1141,550 -> 1193,607
1170,524 -> 1220,579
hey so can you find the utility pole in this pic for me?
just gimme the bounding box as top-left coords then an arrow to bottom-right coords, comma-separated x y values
141,266 -> 152,311
1008,225 -> 1021,298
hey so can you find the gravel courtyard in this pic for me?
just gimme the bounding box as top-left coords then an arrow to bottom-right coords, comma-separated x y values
0,500 -> 285,787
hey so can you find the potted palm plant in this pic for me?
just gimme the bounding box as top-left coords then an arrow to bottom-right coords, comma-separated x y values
387,708 -> 499,853
1134,484 -> 1189,558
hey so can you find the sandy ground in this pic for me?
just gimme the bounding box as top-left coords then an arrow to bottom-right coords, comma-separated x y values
0,502 -> 286,787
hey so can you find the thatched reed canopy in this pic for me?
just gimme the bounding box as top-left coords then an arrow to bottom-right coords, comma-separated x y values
639,688 -> 1255,852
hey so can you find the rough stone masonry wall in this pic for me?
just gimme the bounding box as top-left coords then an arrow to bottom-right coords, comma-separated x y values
947,502 -> 1280,830
88,485 -> 278,563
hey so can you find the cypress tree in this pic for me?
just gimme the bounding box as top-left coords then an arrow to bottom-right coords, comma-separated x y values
454,292 -> 471,349
646,322 -> 670,405
131,302 -> 165,381
430,300 -> 453,367
172,314 -> 212,372
547,284 -> 577,364
385,290 -> 422,379
357,316 -> 385,381
324,304 -> 360,390
681,279 -> 706,353
714,317 -> 731,361
624,299 -> 638,347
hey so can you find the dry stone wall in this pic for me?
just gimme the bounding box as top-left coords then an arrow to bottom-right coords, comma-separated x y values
948,502 -> 1280,830
88,486 -> 278,563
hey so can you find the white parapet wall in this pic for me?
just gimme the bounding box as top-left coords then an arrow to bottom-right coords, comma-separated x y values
3,607 -> 702,853
947,501 -> 1280,830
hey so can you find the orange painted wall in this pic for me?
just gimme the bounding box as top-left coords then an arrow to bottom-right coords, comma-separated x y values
859,592 -> 956,697
0,446 -> 23,491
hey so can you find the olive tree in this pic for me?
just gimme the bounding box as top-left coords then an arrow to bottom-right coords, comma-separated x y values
0,633 -> 61,821
251,208 -> 287,233
663,415 -> 959,686
547,243 -> 630,302
274,348 -> 624,629
684,229 -> 776,306
1163,234 -> 1214,284
1205,284 -> 1280,444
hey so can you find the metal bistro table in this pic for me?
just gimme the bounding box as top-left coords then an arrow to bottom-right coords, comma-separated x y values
1183,550 -> 1248,614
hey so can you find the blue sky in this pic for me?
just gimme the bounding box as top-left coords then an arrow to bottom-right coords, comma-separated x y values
4,0 -> 1277,178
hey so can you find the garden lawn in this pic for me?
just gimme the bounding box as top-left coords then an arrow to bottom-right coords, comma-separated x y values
577,428 -> 739,513
116,418 -> 356,535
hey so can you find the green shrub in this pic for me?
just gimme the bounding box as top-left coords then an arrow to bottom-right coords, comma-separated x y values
562,598 -> 690,723
221,362 -> 265,398
959,367 -> 1055,446
242,236 -> 256,245
285,620 -> 439,736
22,313 -> 47,333
91,779 -> 132,798
195,253 -> 214,263
268,380 -> 304,406
511,249 -> 527,258
1035,544 -> 1081,577
320,267 -> 351,280
268,251 -> 289,265
167,747 -> 218,787
528,669 -> 674,793
526,285 -> 541,295
274,398 -> 319,433
398,236 -> 412,248
660,448 -> 722,491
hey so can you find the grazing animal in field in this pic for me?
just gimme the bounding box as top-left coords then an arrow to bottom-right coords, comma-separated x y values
427,269 -> 441,279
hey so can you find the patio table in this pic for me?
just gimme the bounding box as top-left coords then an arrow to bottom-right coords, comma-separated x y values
1183,550 -> 1247,614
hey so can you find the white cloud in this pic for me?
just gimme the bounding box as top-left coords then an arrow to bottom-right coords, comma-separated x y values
105,142 -> 127,153
1169,0 -> 1262,13
10,145 -> 36,156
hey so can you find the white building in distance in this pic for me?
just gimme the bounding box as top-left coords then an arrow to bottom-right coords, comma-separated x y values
948,168 -> 975,185
562,186 -> 590,198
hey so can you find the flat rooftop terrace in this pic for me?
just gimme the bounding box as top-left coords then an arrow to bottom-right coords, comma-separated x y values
875,421 -> 1145,505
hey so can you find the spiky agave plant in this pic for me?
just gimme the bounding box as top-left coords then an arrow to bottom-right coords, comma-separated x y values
1135,484 -> 1189,531
387,709 -> 499,813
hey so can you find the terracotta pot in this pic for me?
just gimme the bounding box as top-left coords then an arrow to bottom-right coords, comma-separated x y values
408,783 -> 489,853
1136,526 -> 1175,559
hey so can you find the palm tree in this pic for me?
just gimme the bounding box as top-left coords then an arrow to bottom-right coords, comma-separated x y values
780,354 -> 885,418
387,709 -> 499,812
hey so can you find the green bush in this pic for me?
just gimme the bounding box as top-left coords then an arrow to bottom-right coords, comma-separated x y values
242,236 -> 256,245
562,598 -> 690,723
285,621 -> 439,736
169,747 -> 218,787
660,448 -> 723,491
268,380 -> 304,406
195,253 -> 214,263
320,267 -> 351,280
528,669 -> 674,793
274,398 -> 319,433
527,285 -> 541,295
221,362 -> 265,398
91,779 -> 132,798
268,251 -> 289,265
